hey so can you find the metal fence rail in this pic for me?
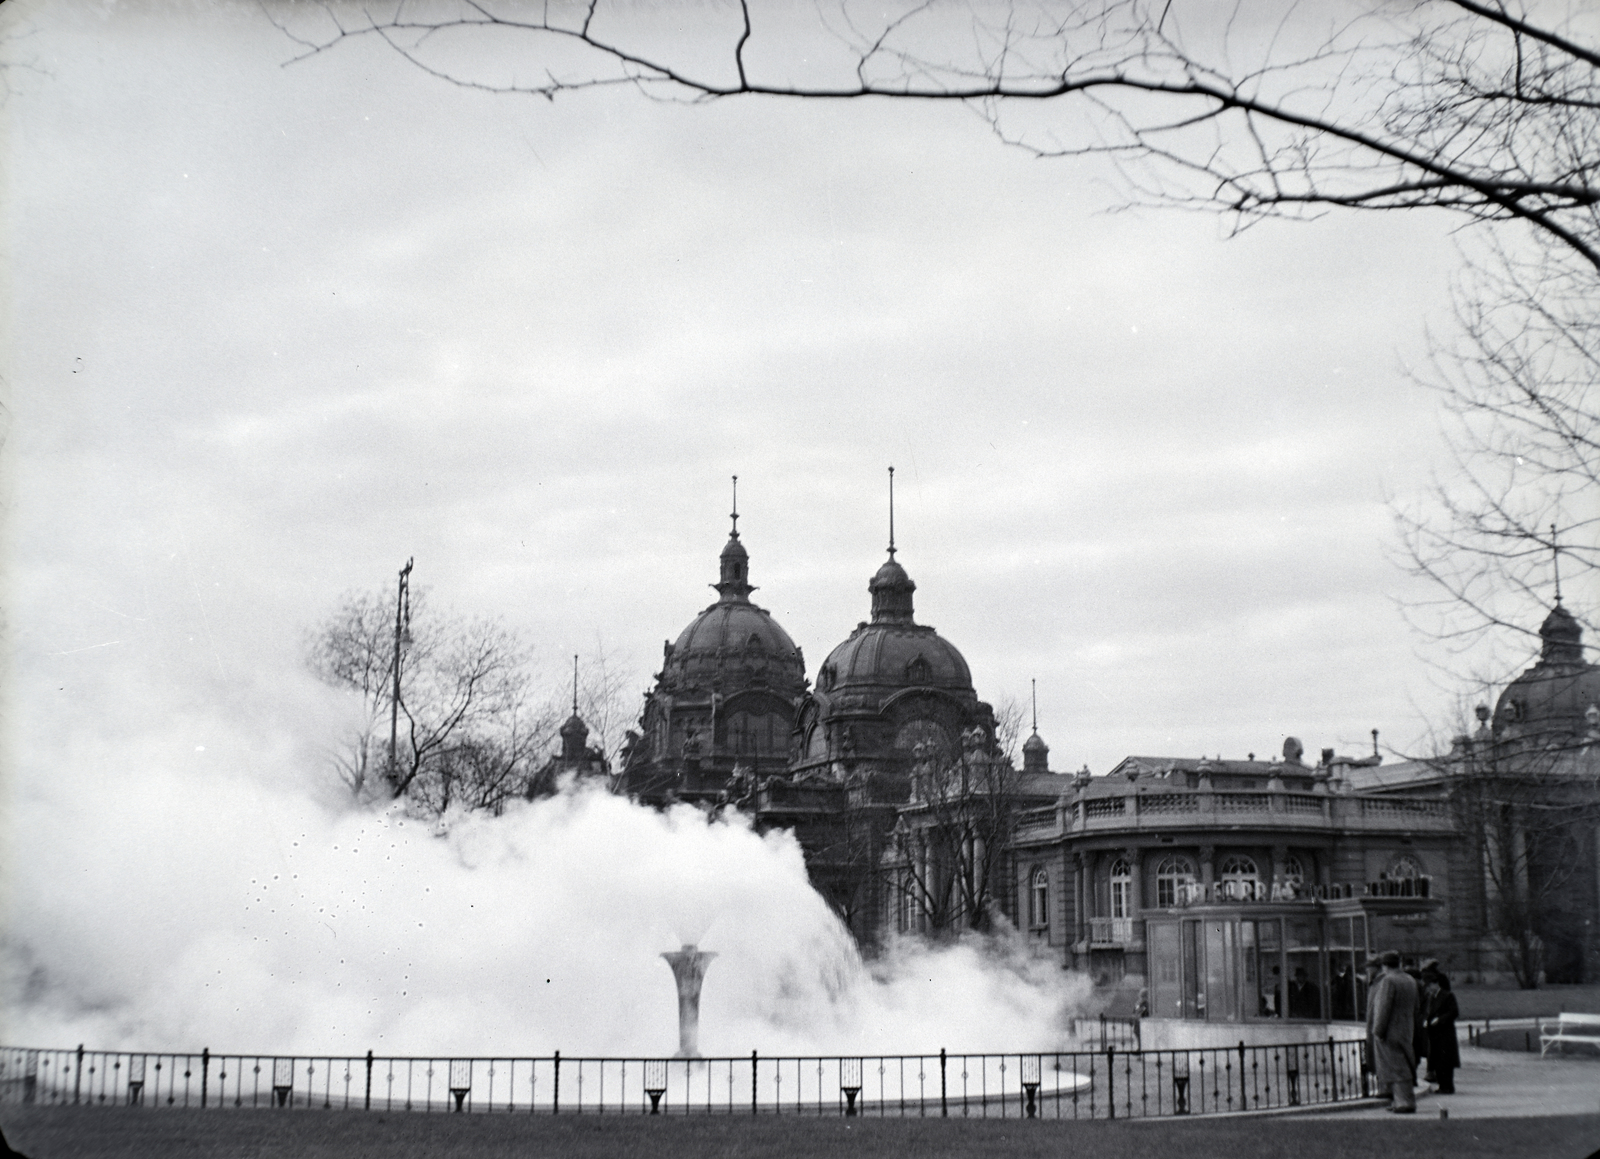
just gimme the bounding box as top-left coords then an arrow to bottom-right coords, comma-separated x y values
0,1039 -> 1370,1120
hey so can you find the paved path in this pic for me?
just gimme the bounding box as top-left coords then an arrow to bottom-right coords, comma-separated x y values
1295,1044 -> 1600,1121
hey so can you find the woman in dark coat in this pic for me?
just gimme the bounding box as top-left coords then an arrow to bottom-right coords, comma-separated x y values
1421,965 -> 1460,1094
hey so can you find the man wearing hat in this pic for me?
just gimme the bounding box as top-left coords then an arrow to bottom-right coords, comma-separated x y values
1367,950 -> 1420,1112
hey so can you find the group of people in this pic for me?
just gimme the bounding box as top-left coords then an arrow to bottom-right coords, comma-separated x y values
1366,950 -> 1461,1113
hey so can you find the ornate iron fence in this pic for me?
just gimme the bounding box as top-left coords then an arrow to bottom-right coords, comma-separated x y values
0,1038 -> 1370,1119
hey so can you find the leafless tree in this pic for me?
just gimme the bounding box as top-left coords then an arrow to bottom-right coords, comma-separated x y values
1394,236 -> 1598,669
281,2 -> 1600,665
1444,715 -> 1600,986
992,693 -> 1028,765
279,2 -> 1599,266
569,637 -> 639,770
889,726 -> 1025,935
306,588 -> 548,810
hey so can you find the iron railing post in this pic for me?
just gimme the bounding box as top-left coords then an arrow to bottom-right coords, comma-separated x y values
201,1049 -> 210,1109
74,1045 -> 84,1105
1327,1036 -> 1338,1101
1238,1042 -> 1247,1109
1106,1046 -> 1114,1119
751,1051 -> 757,1116
552,1052 -> 560,1115
365,1051 -> 373,1110
939,1049 -> 947,1117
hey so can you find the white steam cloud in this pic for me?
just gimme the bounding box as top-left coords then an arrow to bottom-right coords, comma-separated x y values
5,715 -> 1089,1058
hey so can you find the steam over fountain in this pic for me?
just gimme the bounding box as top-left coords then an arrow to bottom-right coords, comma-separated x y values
660,944 -> 717,1059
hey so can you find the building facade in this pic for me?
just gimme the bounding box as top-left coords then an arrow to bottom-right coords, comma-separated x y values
608,500 -> 1599,1005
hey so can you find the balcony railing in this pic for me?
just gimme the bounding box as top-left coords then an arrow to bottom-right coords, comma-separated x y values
1089,916 -> 1138,945
1014,805 -> 1058,831
1061,790 -> 1452,829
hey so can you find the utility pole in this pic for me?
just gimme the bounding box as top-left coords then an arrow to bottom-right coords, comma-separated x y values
387,557 -> 414,791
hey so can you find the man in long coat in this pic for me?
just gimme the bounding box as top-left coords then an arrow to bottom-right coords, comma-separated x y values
1367,950 -> 1419,1112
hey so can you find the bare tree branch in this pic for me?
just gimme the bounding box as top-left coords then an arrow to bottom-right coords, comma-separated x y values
272,1 -> 1600,268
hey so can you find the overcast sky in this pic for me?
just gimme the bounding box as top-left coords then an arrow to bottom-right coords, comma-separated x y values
9,0 -> 1535,791
6,1 -> 1489,791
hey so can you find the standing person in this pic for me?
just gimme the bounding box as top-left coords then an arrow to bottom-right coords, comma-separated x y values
1420,961 -> 1460,1094
1407,965 -> 1429,1084
1367,950 -> 1420,1112
1288,967 -> 1322,1019
1331,962 -> 1355,1021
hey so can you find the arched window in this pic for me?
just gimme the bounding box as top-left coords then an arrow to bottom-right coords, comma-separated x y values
1219,855 -> 1260,900
1110,858 -> 1133,918
1388,855 -> 1424,880
1029,867 -> 1049,930
1156,857 -> 1195,908
1274,855 -> 1306,899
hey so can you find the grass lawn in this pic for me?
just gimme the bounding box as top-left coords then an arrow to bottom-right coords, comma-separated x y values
4,1108 -> 1599,1159
1455,984 -> 1600,1020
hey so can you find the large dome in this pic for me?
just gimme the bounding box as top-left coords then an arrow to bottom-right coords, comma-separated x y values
819,622 -> 972,693
1493,601 -> 1600,741
671,599 -> 804,670
813,549 -> 973,697
659,529 -> 807,696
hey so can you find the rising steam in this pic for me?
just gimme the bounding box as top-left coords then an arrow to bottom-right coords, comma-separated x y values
4,719 -> 1089,1058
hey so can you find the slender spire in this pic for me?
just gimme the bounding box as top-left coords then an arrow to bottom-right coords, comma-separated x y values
1552,522 -> 1563,604
887,466 -> 896,558
560,652 -> 589,760
1022,679 -> 1049,773
714,479 -> 754,601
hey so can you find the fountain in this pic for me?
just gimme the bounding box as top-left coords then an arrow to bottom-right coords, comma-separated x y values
660,944 -> 717,1059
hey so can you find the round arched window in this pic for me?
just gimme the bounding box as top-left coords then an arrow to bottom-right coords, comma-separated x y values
1029,867 -> 1049,929
1110,858 -> 1133,918
1220,855 -> 1258,881
1156,856 -> 1195,908
1219,855 -> 1260,900
1389,855 -> 1424,879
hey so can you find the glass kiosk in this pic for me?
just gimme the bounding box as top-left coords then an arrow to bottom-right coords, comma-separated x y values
1146,895 -> 1435,1024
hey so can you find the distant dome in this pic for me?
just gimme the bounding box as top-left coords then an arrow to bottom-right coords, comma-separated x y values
672,598 -> 802,662
660,529 -> 807,696
820,623 -> 972,692
815,551 -> 973,695
1493,601 -> 1600,742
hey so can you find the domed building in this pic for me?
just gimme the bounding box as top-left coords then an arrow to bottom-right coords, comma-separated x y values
527,686 -> 611,798
617,507 -> 808,806
1462,596 -> 1600,983
1492,599 -> 1600,749
751,539 -> 1024,944
790,546 -> 996,778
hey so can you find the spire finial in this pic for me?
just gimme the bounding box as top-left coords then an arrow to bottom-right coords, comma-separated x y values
730,475 -> 739,539
572,654 -> 579,716
887,465 -> 896,558
1031,678 -> 1039,736
1552,522 -> 1563,604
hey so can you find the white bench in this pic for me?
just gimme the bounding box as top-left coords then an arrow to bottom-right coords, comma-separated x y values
1538,1012 -> 1600,1057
